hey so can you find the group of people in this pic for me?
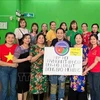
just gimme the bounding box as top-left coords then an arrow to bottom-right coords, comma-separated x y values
0,18 -> 100,100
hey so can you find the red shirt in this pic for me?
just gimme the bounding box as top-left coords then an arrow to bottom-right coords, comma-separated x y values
0,44 -> 17,63
82,32 -> 91,47
88,46 -> 100,72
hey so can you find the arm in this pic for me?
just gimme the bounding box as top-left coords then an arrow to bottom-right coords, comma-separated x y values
0,60 -> 17,68
83,58 -> 98,75
31,50 -> 44,63
46,32 -> 52,47
14,28 -> 20,45
13,56 -> 28,63
47,41 -> 52,47
15,38 -> 19,45
82,58 -> 88,66
13,46 -> 32,63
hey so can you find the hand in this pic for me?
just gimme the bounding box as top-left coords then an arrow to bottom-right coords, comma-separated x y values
39,49 -> 44,55
27,56 -> 32,61
82,61 -> 87,66
82,70 -> 88,76
11,63 -> 18,68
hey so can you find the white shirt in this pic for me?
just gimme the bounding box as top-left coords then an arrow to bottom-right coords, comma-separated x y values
14,28 -> 29,39
98,33 -> 100,44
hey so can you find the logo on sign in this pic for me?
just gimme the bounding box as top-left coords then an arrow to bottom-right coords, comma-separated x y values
54,41 -> 69,56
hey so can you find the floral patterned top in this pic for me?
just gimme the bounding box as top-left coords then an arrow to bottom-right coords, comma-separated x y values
82,32 -> 91,47
29,44 -> 47,94
70,45 -> 88,92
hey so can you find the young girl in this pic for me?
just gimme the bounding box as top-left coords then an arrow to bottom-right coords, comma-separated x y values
13,34 -> 31,100
29,33 -> 47,100
68,34 -> 88,100
50,28 -> 71,100
0,32 -> 18,100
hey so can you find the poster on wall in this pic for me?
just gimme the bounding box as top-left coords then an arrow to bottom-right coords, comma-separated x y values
0,22 -> 7,29
43,41 -> 82,75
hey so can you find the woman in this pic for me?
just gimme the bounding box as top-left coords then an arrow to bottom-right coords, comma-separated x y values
46,21 -> 56,46
91,23 -> 99,35
14,18 -> 29,45
30,23 -> 39,45
59,22 -> 68,39
50,28 -> 71,100
81,23 -> 91,47
0,32 -> 18,100
83,34 -> 100,100
13,34 -> 31,100
66,20 -> 82,46
59,22 -> 68,32
41,23 -> 48,36
91,23 -> 100,45
29,33 -> 47,100
68,34 -> 88,100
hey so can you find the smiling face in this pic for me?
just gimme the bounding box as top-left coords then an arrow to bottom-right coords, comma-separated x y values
61,23 -> 67,31
37,35 -> 45,44
23,35 -> 31,45
75,34 -> 83,45
32,24 -> 38,32
82,24 -> 88,32
92,25 -> 99,33
71,23 -> 77,30
42,24 -> 48,32
50,22 -> 56,31
90,36 -> 98,45
56,29 -> 65,40
20,20 -> 26,28
5,34 -> 15,45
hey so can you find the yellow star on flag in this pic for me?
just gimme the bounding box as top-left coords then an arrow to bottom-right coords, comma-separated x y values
5,52 -> 13,62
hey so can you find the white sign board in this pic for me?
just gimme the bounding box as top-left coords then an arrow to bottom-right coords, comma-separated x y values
43,47 -> 82,75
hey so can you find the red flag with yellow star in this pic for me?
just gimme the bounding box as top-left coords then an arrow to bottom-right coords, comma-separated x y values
0,44 -> 17,63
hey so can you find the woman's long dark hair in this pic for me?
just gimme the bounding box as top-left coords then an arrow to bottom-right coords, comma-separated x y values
59,22 -> 68,31
40,23 -> 48,33
89,34 -> 98,49
31,23 -> 39,34
69,20 -> 78,30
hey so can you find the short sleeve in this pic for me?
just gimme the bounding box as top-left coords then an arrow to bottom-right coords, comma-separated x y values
14,28 -> 20,39
66,30 -> 71,36
46,31 -> 52,41
14,46 -> 21,58
30,45 -> 35,56
98,33 -> 100,41
96,47 -> 100,57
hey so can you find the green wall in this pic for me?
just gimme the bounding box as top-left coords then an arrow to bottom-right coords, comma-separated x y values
0,0 -> 100,44
0,0 -> 20,44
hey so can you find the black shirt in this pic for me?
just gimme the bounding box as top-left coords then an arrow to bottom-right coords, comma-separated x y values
51,38 -> 71,47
